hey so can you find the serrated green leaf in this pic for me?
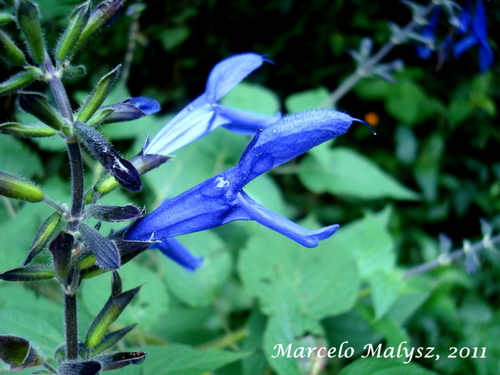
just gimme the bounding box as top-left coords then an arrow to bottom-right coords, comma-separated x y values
369,269 -> 405,320
0,136 -> 43,178
221,81 -> 281,115
117,345 -> 248,375
239,220 -> 359,319
338,356 -> 440,375
285,87 -> 331,113
298,145 -> 419,200
328,208 -> 394,277
160,230 -> 231,307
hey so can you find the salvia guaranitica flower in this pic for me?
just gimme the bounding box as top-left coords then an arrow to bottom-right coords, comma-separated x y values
125,109 -> 361,259
144,53 -> 282,156
453,0 -> 493,73
416,0 -> 493,72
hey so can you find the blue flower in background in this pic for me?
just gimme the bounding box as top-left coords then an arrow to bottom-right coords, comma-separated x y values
454,0 -> 493,72
144,53 -> 282,156
125,109 -> 361,261
416,0 -> 493,72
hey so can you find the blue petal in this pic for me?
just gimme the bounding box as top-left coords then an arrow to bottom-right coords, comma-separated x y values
124,97 -> 161,115
235,191 -> 339,247
214,104 -> 282,135
238,109 -> 357,179
151,237 -> 203,271
472,0 -> 488,42
144,95 -> 215,155
124,169 -> 241,241
478,42 -> 494,73
457,0 -> 472,34
453,34 -> 477,58
205,53 -> 266,102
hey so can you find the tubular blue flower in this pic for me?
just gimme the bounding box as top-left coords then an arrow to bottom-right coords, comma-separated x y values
125,109 -> 361,249
453,0 -> 493,72
144,53 -> 282,156
150,238 -> 203,272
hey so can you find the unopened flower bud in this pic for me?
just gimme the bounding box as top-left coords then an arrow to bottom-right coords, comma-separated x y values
55,1 -> 91,62
19,92 -> 65,130
0,122 -> 57,138
0,71 -> 35,97
0,13 -> 16,25
0,30 -> 27,66
17,0 -> 46,64
0,171 -> 44,202
72,0 -> 124,54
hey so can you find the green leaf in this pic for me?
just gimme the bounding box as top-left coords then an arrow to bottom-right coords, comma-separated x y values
328,207 -> 395,277
221,81 -> 281,116
160,230 -> 232,307
285,87 -> 331,113
118,345 -> 248,375
298,145 -> 420,200
0,308 -> 63,355
0,136 -> 42,178
159,27 -> 190,50
338,356 -> 440,375
239,221 -> 359,319
369,269 -> 405,320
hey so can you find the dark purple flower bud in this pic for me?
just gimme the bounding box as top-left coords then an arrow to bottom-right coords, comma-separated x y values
95,351 -> 146,371
58,361 -> 102,375
74,121 -> 142,192
87,204 -> 143,222
78,222 -> 120,269
0,335 -> 43,371
49,231 -> 74,280
91,96 -> 160,125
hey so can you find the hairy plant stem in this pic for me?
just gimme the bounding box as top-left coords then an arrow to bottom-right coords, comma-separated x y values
322,3 -> 436,108
64,293 -> 79,360
403,234 -> 500,279
45,55 -> 83,361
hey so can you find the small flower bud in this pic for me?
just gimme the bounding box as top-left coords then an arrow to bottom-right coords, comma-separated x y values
77,65 -> 121,123
95,351 -> 146,371
0,335 -> 44,371
16,0 -> 46,64
85,286 -> 141,348
18,92 -> 66,130
24,211 -> 62,265
73,0 -> 124,54
0,171 -> 44,202
0,71 -> 35,97
49,231 -> 74,280
0,13 -> 16,25
0,265 -> 55,281
55,1 -> 91,62
0,122 -> 57,138
0,30 -> 27,66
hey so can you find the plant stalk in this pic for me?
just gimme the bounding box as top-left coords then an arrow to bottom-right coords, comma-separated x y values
64,293 -> 78,360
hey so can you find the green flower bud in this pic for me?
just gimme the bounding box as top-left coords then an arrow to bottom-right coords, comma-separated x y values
0,13 -> 16,26
0,122 -> 57,138
0,335 -> 44,371
16,0 -> 46,64
55,1 -> 91,62
72,0 -> 124,54
62,64 -> 86,79
0,171 -> 44,202
18,92 -> 66,130
24,211 -> 62,265
0,30 -> 27,66
85,286 -> 141,348
0,265 -> 55,281
76,65 -> 121,123
0,71 -> 35,97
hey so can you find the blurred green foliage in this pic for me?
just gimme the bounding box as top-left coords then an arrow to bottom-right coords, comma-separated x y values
1,0 -> 500,374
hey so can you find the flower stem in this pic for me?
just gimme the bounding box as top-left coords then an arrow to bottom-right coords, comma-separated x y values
64,293 -> 78,360
66,140 -> 85,229
322,2 -> 436,108
403,233 -> 500,279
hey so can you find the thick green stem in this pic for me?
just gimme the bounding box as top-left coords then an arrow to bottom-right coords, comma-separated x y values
64,293 -> 78,360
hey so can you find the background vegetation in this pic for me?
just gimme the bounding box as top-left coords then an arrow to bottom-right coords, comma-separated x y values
1,0 -> 499,374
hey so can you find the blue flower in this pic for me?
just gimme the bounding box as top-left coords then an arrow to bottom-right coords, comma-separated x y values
144,53 -> 282,156
125,109 -> 360,251
94,96 -> 161,125
416,6 -> 442,60
150,238 -> 203,271
454,0 -> 493,72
